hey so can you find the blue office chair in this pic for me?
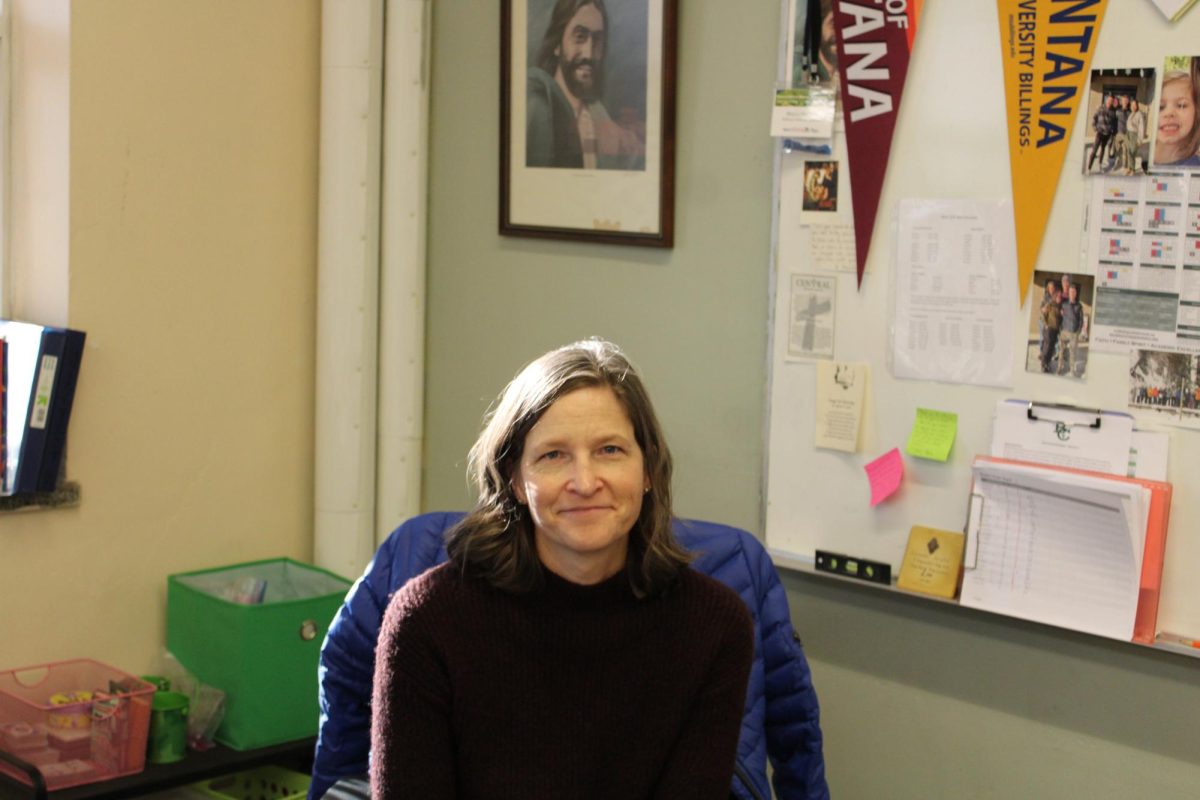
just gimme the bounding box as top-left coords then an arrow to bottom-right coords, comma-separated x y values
310,512 -> 828,800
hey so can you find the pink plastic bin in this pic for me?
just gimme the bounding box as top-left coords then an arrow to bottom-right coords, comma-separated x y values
0,659 -> 155,791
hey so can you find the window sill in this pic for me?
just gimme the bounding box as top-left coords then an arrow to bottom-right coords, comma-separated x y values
0,480 -> 80,513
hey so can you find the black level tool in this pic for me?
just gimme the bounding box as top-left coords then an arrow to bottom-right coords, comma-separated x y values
814,550 -> 892,585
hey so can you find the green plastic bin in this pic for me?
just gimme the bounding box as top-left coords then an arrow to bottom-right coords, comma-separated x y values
193,765 -> 311,800
166,558 -> 351,751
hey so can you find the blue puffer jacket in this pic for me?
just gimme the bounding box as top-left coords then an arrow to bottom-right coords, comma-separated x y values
310,512 -> 828,800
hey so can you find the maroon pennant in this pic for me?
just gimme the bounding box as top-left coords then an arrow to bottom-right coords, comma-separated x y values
833,1 -> 922,287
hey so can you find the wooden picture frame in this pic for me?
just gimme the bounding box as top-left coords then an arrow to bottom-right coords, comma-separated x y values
500,0 -> 677,247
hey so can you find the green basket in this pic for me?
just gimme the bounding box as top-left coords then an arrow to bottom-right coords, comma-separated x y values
192,766 -> 311,800
166,558 -> 351,750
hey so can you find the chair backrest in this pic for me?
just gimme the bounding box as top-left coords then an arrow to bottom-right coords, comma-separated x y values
311,512 -> 822,800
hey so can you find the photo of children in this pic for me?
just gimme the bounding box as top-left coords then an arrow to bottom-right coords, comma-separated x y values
1025,271 -> 1095,379
1150,55 -> 1200,170
1082,68 -> 1156,176
1129,348 -> 1200,427
802,161 -> 838,212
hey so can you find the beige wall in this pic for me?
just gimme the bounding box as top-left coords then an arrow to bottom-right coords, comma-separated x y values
0,1 -> 321,673
421,2 -> 1200,798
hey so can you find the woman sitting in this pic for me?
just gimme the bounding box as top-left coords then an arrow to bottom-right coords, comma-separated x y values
370,340 -> 756,799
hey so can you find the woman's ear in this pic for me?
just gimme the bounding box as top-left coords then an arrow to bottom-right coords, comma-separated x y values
511,469 -> 527,505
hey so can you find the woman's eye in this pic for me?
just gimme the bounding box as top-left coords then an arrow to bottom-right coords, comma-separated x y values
540,450 -> 563,461
600,445 -> 623,455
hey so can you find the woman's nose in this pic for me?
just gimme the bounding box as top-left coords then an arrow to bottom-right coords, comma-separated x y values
568,458 -> 599,493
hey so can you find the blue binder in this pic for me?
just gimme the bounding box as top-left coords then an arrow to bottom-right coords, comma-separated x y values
14,325 -> 86,494
0,320 -> 46,495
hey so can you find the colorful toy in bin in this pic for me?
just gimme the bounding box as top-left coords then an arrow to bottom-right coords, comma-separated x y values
47,690 -> 94,729
0,659 -> 155,792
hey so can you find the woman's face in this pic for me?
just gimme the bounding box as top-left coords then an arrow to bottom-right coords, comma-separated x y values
1158,79 -> 1196,150
511,385 -> 647,584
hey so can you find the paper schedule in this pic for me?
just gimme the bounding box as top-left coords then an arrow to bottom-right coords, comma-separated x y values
961,459 -> 1151,641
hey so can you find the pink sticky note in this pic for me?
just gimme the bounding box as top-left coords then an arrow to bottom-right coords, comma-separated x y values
864,448 -> 904,507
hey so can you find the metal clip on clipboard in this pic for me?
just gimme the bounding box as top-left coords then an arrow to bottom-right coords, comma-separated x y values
1026,401 -> 1102,430
992,399 -> 1138,479
963,492 -> 984,570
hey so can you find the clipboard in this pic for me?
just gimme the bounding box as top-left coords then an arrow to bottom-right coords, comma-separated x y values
991,399 -> 1137,478
966,455 -> 1172,644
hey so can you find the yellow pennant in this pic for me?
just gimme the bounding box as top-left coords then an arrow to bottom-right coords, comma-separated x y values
998,0 -> 1108,304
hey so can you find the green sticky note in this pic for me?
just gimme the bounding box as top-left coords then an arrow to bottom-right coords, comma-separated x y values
905,408 -> 958,462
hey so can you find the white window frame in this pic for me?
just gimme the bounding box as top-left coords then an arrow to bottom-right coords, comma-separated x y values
0,0 -> 11,317
5,0 -> 69,328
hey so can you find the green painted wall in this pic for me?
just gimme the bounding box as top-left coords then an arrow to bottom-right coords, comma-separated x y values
423,2 -> 775,529
422,2 -> 1200,797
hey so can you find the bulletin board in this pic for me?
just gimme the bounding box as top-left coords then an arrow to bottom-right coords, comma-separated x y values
764,1 -> 1200,642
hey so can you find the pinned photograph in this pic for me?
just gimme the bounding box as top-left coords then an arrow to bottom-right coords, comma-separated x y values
1129,348 -> 1200,428
1025,270 -> 1095,379
1082,68 -> 1156,176
1150,56 -> 1200,171
802,161 -> 838,212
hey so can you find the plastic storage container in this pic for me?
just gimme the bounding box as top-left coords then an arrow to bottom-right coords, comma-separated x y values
0,659 -> 154,791
167,558 -> 351,750
193,765 -> 311,800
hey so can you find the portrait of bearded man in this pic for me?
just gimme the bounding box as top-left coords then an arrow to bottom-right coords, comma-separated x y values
525,0 -> 647,170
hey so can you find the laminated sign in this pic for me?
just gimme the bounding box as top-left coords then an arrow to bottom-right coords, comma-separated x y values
997,0 -> 1108,303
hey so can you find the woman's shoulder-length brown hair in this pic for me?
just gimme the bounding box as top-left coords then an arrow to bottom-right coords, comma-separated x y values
445,339 -> 690,598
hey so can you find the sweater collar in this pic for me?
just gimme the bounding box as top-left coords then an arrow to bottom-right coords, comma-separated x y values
538,564 -> 636,608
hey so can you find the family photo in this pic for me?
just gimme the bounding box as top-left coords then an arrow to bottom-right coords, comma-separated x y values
1082,68 -> 1155,176
1025,271 -> 1095,379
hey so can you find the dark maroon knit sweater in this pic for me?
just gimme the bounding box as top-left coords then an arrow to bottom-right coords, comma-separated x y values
370,560 -> 754,799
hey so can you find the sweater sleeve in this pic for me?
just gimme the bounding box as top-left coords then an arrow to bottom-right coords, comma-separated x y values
370,580 -> 458,800
652,591 -> 755,800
